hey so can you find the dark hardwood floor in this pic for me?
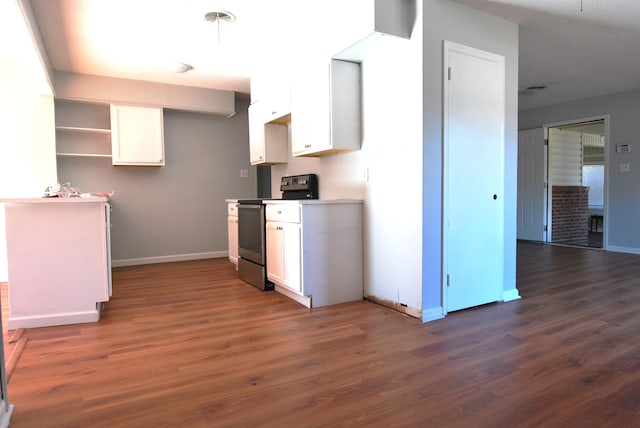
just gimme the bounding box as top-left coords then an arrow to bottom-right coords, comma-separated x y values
3,241 -> 640,427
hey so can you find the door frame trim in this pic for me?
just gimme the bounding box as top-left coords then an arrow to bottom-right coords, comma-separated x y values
543,114 -> 609,249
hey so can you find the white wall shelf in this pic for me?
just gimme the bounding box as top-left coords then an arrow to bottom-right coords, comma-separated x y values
55,100 -> 113,158
56,126 -> 111,134
56,153 -> 112,158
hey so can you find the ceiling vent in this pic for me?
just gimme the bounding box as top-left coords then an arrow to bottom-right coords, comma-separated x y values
519,85 -> 548,95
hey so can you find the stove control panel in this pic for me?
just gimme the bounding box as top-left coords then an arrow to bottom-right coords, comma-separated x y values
280,174 -> 318,199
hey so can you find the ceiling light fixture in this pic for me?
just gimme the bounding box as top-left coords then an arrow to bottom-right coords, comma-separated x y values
204,10 -> 236,43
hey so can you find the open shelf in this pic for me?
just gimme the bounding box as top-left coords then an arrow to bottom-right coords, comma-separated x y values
56,153 -> 112,158
56,126 -> 111,135
55,100 -> 112,158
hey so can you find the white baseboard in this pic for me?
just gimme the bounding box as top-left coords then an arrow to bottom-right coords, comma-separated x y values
421,306 -> 445,323
0,403 -> 14,428
502,288 -> 521,302
112,251 -> 228,267
274,285 -> 312,308
606,246 -> 640,255
7,309 -> 100,330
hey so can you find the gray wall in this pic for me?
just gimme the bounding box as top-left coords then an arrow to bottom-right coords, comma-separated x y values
57,96 -> 257,264
519,88 -> 640,252
422,0 -> 520,309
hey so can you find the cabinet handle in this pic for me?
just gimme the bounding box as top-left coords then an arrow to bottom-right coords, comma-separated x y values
304,144 -> 311,149
277,210 -> 282,214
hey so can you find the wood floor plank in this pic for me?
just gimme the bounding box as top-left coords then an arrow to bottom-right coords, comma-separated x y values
3,243 -> 640,427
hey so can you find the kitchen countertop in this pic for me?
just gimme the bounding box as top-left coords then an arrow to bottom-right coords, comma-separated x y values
0,197 -> 109,204
263,199 -> 363,205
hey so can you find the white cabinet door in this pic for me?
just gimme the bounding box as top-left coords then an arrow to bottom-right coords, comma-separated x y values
290,72 -> 314,156
228,216 -> 238,265
111,104 -> 164,166
248,102 -> 266,164
251,72 -> 291,122
280,222 -> 302,293
248,101 -> 288,166
291,59 -> 361,157
266,222 -> 284,283
266,221 -> 301,293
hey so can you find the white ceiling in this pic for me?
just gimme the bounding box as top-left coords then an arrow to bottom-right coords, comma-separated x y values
17,0 -> 640,110
455,0 -> 640,110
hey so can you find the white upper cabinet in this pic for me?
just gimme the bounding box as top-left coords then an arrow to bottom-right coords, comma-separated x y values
250,72 -> 291,123
248,72 -> 290,165
248,101 -> 288,165
291,58 -> 361,157
110,104 -> 165,166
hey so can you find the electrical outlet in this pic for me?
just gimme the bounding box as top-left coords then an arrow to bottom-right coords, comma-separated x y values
240,169 -> 249,178
620,163 -> 630,172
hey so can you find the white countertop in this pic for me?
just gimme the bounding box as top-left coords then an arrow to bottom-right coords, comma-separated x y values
263,199 -> 363,205
0,197 -> 109,204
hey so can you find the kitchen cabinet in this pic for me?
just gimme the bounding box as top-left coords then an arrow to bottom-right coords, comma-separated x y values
264,200 -> 363,308
266,215 -> 302,293
250,72 -> 291,123
226,199 -> 239,267
55,99 -> 112,158
248,101 -> 288,165
110,104 -> 165,166
2,198 -> 112,330
291,59 -> 361,157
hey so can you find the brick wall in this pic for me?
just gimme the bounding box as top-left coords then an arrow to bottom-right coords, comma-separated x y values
552,186 -> 589,246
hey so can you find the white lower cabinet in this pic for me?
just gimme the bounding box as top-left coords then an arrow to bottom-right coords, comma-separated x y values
264,200 -> 363,308
266,221 -> 301,293
226,200 -> 239,266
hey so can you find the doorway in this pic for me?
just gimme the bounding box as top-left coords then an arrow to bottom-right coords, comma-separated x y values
547,119 -> 606,249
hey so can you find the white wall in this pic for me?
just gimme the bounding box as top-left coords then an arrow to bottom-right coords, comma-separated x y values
271,2 -> 424,313
0,60 -> 57,281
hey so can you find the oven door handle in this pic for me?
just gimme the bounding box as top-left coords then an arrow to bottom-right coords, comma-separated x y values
239,204 -> 263,210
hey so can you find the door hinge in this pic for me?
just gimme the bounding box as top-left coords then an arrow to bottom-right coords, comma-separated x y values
544,225 -> 548,232
448,67 -> 452,81
544,139 -> 549,146
447,274 -> 450,287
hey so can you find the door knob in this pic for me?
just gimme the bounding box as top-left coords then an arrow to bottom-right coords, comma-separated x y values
493,194 -> 497,200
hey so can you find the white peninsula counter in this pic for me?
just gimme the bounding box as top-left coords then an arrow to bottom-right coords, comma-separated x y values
1,197 -> 111,329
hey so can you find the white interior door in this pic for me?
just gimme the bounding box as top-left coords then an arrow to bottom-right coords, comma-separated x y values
443,41 -> 505,313
517,128 -> 546,241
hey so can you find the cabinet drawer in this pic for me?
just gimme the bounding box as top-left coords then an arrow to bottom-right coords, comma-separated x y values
266,203 -> 300,223
228,203 -> 238,217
